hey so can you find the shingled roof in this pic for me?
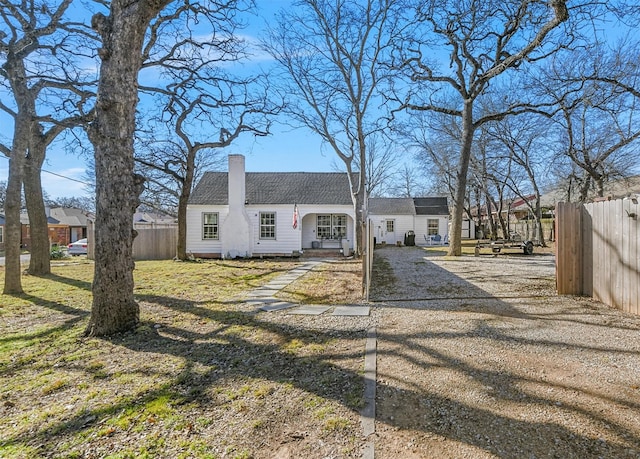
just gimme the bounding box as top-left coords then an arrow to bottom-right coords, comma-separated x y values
413,197 -> 449,215
19,207 -> 92,226
368,198 -> 416,215
50,207 -> 92,226
189,172 -> 355,205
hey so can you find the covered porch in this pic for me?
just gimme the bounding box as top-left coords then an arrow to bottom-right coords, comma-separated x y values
299,212 -> 355,253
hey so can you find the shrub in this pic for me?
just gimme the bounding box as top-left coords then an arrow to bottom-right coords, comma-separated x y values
50,245 -> 67,259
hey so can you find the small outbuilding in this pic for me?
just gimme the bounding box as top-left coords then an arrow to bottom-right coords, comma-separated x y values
368,197 -> 449,246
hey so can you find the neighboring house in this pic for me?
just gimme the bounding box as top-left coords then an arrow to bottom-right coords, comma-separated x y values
368,197 -> 450,246
186,154 -> 356,258
472,194 -> 549,236
186,154 -> 452,258
20,207 -> 92,248
133,211 -> 177,228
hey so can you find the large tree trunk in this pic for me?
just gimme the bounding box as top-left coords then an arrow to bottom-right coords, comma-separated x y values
3,133 -> 27,294
534,198 -> 546,247
176,183 -> 190,260
176,192 -> 188,260
3,58 -> 35,294
24,135 -> 51,275
85,0 -> 168,336
176,149 -> 196,260
447,102 -> 475,257
354,186 -> 365,256
484,194 -> 496,239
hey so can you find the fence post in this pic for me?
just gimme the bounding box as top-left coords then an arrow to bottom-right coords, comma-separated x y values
556,202 -> 584,295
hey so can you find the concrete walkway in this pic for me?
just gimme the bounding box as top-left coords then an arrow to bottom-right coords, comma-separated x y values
241,259 -> 376,458
242,260 -> 370,317
0,254 -> 31,266
241,259 -> 375,458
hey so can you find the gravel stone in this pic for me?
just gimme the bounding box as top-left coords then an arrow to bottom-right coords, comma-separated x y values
371,245 -> 640,459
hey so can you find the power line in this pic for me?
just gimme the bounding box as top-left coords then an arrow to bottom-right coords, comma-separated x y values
0,155 -> 93,187
42,169 -> 93,187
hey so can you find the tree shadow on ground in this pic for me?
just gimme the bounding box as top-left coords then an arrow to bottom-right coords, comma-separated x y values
1,289 -> 368,457
4,250 -> 640,458
369,245 -> 640,458
42,273 -> 92,292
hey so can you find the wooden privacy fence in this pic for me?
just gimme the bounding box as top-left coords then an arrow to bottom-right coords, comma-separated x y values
132,226 -> 178,260
511,218 -> 555,242
87,222 -> 178,260
556,198 -> 640,315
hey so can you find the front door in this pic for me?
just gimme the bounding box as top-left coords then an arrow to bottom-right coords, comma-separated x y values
384,219 -> 396,244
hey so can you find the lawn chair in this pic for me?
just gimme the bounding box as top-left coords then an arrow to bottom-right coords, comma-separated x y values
425,234 -> 442,245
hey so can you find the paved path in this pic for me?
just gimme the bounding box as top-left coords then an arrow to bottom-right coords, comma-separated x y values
0,254 -> 31,266
242,260 -> 371,317
240,258 -> 375,458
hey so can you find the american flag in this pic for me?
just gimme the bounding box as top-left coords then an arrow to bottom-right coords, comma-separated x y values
292,204 -> 299,229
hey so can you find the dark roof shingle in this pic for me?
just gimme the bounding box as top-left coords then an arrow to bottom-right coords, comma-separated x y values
189,172 -> 355,205
413,197 -> 449,215
368,198 -> 416,215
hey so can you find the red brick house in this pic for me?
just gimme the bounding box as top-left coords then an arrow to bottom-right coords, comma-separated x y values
20,207 -> 92,249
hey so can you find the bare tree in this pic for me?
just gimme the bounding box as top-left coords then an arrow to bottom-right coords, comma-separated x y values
483,114 -> 553,245
85,0 -> 252,336
263,0 -> 402,255
468,132 -> 504,239
137,78 -> 277,260
404,112 -> 460,199
397,0 -> 574,255
332,133 -> 399,196
0,0 -> 96,291
132,0 -> 276,261
539,41 -> 640,201
47,195 -> 95,213
386,163 -> 427,197
85,0 -> 173,336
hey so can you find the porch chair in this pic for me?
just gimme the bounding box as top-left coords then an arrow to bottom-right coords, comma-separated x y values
425,234 -> 442,245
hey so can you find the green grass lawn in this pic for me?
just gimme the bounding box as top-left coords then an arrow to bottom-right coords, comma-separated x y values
0,259 -> 366,459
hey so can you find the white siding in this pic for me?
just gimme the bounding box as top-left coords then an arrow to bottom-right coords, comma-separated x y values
366,213 -> 450,246
186,205 -> 227,256
299,204 -> 355,249
187,203 -> 356,256
247,205 -> 299,255
369,214 -> 415,245
414,216 -> 450,246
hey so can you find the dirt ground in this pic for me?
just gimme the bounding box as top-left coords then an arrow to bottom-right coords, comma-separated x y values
370,245 -> 640,459
3,250 -> 640,459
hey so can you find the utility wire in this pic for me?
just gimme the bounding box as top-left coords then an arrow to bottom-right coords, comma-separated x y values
42,169 -> 93,186
0,155 -> 93,187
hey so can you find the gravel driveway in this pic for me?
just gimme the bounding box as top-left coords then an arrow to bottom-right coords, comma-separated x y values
370,245 -> 640,459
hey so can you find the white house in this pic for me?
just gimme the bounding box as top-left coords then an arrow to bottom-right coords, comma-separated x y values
368,197 -> 449,246
186,154 -> 450,258
186,154 -> 356,258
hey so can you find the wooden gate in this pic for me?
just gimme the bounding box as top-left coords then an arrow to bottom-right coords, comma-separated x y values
556,198 -> 640,314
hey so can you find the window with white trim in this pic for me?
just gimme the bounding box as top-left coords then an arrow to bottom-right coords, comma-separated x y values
317,215 -> 331,238
260,212 -> 276,239
317,214 -> 347,239
202,213 -> 219,240
427,218 -> 439,235
386,220 -> 395,233
332,214 -> 347,238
